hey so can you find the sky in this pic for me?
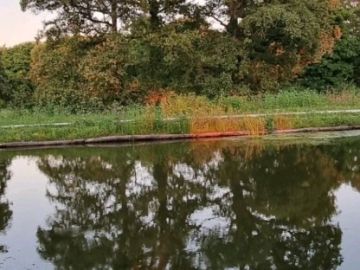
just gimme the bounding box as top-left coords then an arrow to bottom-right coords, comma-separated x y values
0,0 -> 47,46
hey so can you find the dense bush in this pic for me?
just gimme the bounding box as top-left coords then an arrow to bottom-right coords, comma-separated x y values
300,35 -> 360,90
299,5 -> 360,91
29,30 -> 246,108
0,43 -> 35,107
31,35 -> 144,107
30,37 -> 100,111
135,28 -> 244,97
80,35 -> 144,105
26,29 -> 357,110
0,59 -> 9,107
239,1 -> 341,92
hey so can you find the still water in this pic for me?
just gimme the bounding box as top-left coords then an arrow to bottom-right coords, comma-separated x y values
0,133 -> 360,270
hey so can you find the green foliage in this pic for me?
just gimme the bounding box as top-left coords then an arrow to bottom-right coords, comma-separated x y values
31,37 -> 101,112
6,0 -> 353,110
132,28 -> 244,97
31,35 -> 144,108
301,35 -> 360,90
0,57 -> 9,106
0,43 -> 35,107
80,35 -> 144,105
30,29 -> 245,108
190,32 -> 244,97
239,0 -> 335,91
263,88 -> 328,109
20,0 -> 198,37
242,2 -> 321,60
299,4 -> 360,91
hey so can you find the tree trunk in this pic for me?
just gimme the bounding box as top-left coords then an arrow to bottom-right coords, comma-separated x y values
110,0 -> 118,32
226,16 -> 239,38
149,0 -> 161,29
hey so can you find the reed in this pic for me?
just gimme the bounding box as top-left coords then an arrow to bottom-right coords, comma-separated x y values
274,116 -> 294,130
240,117 -> 267,135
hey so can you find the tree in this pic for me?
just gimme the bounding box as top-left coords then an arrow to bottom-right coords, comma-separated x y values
205,0 -> 257,37
206,0 -> 341,38
20,0 -> 140,35
299,3 -> 360,90
204,0 -> 343,91
20,0 -> 198,37
301,35 -> 360,89
139,0 -> 201,29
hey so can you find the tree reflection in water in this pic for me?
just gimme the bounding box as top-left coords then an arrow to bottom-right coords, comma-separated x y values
0,157 -> 12,253
35,138 -> 360,269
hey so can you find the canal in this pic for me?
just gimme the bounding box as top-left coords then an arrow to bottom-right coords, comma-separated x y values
0,132 -> 360,269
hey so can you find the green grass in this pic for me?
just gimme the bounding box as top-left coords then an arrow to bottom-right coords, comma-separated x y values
0,118 -> 191,143
1,113 -> 359,143
1,89 -> 360,143
1,88 -> 360,125
219,88 -> 360,113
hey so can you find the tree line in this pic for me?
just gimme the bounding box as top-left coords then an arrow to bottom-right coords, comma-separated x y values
0,0 -> 360,111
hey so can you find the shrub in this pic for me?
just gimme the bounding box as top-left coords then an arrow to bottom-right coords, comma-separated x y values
194,32 -> 244,97
240,1 -> 341,92
30,37 -> 99,110
134,28 -> 244,98
80,35 -> 144,105
300,35 -> 360,90
0,43 -> 35,107
31,35 -> 144,109
0,60 -> 9,107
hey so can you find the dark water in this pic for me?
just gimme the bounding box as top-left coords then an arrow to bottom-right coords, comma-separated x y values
0,134 -> 360,270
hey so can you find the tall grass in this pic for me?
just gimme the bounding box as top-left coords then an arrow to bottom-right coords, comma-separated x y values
263,90 -> 328,109
218,88 -> 360,113
0,89 -> 360,142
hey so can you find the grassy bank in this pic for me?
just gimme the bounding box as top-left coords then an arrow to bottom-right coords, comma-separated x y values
1,90 -> 360,143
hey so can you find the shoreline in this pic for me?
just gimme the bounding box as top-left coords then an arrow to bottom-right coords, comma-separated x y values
1,125 -> 360,150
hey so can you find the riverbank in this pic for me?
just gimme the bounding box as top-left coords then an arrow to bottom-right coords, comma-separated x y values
1,125 -> 360,149
1,90 -> 360,145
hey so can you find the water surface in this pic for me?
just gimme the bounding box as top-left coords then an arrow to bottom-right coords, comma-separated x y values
0,134 -> 360,269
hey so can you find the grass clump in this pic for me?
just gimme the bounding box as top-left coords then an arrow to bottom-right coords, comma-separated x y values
263,90 -> 328,110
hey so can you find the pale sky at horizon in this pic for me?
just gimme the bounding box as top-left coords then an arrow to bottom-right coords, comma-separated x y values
0,0 -> 47,46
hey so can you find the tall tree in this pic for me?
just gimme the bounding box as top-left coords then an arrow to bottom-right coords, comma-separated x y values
206,0 -> 342,38
20,0 -> 141,35
20,0 -> 197,36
